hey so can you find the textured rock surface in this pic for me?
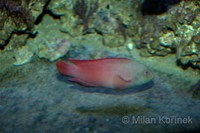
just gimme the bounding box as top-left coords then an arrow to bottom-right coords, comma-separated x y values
136,0 -> 200,68
0,0 -> 199,68
0,0 -> 48,49
1,2 -> 200,133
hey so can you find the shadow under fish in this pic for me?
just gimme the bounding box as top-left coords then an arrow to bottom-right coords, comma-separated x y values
76,104 -> 151,116
188,80 -> 200,99
57,74 -> 154,95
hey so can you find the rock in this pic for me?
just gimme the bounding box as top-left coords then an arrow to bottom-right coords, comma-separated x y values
159,31 -> 175,47
137,0 -> 200,68
13,45 -> 33,66
0,0 -> 48,49
38,38 -> 71,61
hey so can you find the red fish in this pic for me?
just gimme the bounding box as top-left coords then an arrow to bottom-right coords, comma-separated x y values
56,58 -> 153,89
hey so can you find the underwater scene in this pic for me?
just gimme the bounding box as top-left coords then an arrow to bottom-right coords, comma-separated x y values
0,0 -> 200,132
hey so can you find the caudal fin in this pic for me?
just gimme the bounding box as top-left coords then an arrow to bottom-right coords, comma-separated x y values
56,61 -> 77,76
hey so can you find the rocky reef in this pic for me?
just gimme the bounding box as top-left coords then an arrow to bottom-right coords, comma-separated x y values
0,0 -> 199,69
0,1 -> 200,132
137,0 -> 200,68
0,0 -> 48,49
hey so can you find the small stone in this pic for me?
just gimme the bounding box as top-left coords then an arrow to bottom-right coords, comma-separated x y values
13,45 -> 33,66
159,31 -> 175,47
126,42 -> 134,50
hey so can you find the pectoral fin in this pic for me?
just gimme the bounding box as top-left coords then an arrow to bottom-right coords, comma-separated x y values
69,78 -> 97,87
112,75 -> 131,89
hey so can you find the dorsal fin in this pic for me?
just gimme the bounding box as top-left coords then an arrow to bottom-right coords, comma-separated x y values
69,59 -> 93,65
68,58 -> 131,65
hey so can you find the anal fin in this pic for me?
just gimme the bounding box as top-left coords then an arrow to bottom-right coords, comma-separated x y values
69,78 -> 97,87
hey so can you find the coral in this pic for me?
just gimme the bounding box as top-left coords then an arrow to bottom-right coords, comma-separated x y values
91,2 -> 128,47
38,38 -> 71,61
0,0 -> 34,30
13,45 -> 33,66
194,0 -> 200,6
159,31 -> 176,47
136,0 -> 200,68
47,0 -> 83,36
24,14 -> 72,62
0,0 -> 199,70
102,34 -> 125,48
73,0 -> 99,33
0,0 -> 47,50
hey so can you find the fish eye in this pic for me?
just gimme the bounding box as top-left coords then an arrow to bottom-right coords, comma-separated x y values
144,70 -> 150,76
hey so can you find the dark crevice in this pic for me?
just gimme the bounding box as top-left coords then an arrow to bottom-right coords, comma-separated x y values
34,0 -> 51,24
0,30 -> 37,50
0,34 -> 12,50
0,44 -> 5,50
176,59 -> 199,70
141,0 -> 181,15
34,0 -> 62,25
34,9 -> 62,25
12,30 -> 37,38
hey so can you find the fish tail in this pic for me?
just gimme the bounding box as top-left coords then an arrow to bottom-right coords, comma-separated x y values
56,61 -> 77,76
